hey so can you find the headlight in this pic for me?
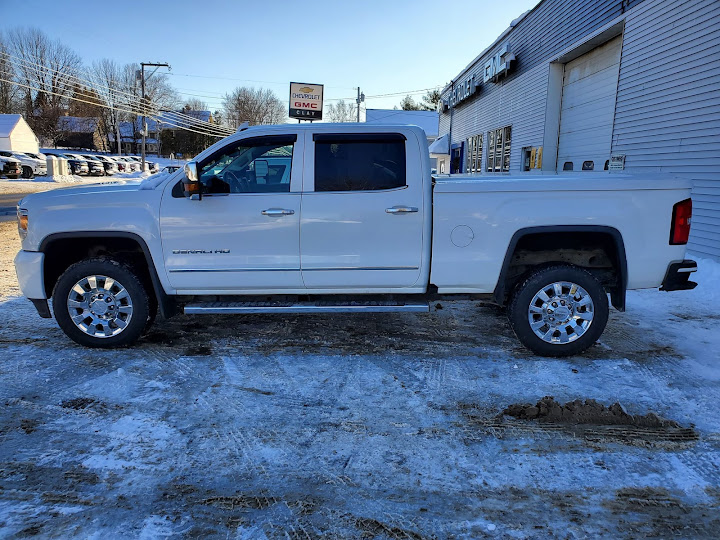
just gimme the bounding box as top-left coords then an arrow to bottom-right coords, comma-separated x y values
17,207 -> 28,239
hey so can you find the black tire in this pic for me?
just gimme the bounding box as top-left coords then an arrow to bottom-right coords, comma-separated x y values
21,166 -> 34,179
508,264 -> 609,357
52,258 -> 150,348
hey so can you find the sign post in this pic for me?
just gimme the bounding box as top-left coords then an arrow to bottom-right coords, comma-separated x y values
289,82 -> 324,121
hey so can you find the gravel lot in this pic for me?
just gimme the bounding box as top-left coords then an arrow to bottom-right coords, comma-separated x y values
1,220 -> 719,538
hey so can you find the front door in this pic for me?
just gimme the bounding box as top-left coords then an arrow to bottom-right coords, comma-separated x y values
300,131 -> 425,289
159,134 -> 303,292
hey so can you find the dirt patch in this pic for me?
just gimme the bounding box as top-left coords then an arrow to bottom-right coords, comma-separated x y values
60,397 -> 106,411
457,397 -> 699,448
502,396 -> 680,428
353,517 -> 428,540
20,419 -> 39,434
201,494 -> 276,510
237,386 -> 274,396
603,487 -> 720,537
184,345 -> 213,356
64,467 -> 100,485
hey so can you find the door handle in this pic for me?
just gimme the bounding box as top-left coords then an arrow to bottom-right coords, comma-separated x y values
261,208 -> 295,216
385,205 -> 418,214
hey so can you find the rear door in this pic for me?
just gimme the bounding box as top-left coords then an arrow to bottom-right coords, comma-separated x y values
300,131 -> 424,289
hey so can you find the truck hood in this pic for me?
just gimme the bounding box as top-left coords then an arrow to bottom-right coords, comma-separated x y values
17,180 -> 144,208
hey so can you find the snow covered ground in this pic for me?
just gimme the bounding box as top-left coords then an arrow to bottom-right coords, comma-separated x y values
0,219 -> 718,538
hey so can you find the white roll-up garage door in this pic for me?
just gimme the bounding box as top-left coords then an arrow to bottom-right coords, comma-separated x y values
557,36 -> 622,172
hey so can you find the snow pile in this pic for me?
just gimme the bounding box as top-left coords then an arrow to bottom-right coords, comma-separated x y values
50,174 -> 80,183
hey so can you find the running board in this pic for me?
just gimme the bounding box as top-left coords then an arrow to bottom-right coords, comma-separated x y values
184,301 -> 429,315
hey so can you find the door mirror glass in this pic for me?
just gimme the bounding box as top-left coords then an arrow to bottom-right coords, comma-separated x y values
183,161 -> 202,199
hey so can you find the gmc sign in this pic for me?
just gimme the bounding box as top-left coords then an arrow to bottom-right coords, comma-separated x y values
289,82 -> 324,120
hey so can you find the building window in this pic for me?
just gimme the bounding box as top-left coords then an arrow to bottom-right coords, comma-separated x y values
563,161 -> 573,171
582,160 -> 594,171
486,126 -> 511,173
522,147 -> 532,172
465,134 -> 483,173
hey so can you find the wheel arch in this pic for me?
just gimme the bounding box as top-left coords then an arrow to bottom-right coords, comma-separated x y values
493,225 -> 628,311
39,231 -> 175,318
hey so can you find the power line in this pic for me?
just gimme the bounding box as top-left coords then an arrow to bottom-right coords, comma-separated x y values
1,52 -> 228,136
0,77 -> 230,139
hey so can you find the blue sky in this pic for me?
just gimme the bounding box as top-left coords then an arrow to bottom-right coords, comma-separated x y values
0,0 -> 538,112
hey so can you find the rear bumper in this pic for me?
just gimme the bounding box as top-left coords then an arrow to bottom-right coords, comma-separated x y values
660,259 -> 697,291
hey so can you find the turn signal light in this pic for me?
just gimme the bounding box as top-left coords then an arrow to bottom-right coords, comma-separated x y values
670,198 -> 692,245
17,208 -> 28,239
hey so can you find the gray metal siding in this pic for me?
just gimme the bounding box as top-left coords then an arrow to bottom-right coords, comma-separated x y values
450,63 -> 549,172
440,0 -> 648,171
612,0 -> 720,259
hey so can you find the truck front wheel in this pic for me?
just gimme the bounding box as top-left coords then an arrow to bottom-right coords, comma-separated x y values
21,166 -> 34,179
508,264 -> 609,357
52,258 -> 150,348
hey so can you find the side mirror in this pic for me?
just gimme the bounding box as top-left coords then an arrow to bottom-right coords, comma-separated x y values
183,161 -> 202,200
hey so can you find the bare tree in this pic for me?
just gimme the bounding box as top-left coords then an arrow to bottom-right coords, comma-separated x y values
118,63 -> 179,150
183,98 -> 208,112
88,58 -> 125,153
325,99 -> 359,123
0,33 -> 18,113
8,28 -> 82,143
222,86 -> 286,127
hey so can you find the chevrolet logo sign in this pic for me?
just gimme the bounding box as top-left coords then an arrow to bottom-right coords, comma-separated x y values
299,87 -> 313,93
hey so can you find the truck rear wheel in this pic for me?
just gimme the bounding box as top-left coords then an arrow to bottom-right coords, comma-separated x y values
508,264 -> 609,357
22,166 -> 34,179
52,258 -> 150,348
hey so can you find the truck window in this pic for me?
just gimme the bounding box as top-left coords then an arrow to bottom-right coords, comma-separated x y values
314,134 -> 406,192
198,136 -> 295,195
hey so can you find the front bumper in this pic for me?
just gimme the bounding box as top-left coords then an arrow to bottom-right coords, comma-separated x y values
660,259 -> 698,291
14,250 -> 46,299
14,250 -> 51,318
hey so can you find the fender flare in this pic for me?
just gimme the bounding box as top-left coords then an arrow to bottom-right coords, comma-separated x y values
493,225 -> 628,311
39,231 -> 176,318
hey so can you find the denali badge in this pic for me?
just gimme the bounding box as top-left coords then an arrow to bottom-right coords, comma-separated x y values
172,249 -> 230,254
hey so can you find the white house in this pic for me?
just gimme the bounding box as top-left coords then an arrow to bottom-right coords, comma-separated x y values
0,114 -> 40,154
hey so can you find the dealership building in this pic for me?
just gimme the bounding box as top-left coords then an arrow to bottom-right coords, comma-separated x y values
433,0 -> 720,260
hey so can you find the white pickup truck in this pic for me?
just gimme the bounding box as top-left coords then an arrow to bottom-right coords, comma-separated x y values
14,124 -> 697,356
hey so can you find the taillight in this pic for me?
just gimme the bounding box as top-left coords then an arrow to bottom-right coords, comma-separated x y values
670,198 -> 692,245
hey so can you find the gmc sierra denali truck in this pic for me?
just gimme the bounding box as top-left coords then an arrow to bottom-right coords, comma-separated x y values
14,124 -> 697,356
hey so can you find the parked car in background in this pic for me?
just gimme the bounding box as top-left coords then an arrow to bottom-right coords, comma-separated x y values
115,156 -> 140,172
85,155 -> 118,175
106,157 -> 128,172
65,153 -> 104,176
21,152 -> 48,177
125,156 -> 158,173
48,152 -> 89,175
0,155 -> 22,179
161,165 -> 182,174
0,151 -> 46,179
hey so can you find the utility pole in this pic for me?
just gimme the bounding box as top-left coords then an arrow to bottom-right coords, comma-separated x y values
139,62 -> 170,171
356,87 -> 365,122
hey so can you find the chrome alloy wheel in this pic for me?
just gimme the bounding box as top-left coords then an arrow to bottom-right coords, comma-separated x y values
66,275 -> 133,338
527,281 -> 594,344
